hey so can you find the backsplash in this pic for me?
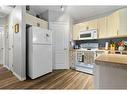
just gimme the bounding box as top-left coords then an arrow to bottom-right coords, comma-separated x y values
75,37 -> 127,50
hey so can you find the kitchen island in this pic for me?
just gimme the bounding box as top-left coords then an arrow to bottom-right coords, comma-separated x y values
94,54 -> 127,89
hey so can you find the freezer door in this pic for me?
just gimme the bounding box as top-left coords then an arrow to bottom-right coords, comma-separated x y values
30,44 -> 52,79
32,27 -> 52,44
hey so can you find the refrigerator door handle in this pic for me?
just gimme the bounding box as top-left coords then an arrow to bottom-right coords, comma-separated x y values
64,48 -> 67,50
46,34 -> 49,37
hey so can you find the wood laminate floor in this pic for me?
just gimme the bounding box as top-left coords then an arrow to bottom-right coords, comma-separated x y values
0,65 -> 93,89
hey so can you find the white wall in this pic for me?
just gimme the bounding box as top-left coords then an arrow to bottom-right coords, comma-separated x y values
41,10 -> 48,21
73,11 -> 115,24
8,6 -> 26,81
0,17 -> 7,26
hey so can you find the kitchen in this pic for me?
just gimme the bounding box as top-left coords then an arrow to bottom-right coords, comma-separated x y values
70,6 -> 127,89
0,6 -> 127,89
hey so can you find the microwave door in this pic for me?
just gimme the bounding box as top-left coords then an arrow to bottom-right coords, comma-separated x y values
80,33 -> 92,40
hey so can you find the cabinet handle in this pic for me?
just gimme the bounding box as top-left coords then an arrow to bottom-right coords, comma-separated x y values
37,23 -> 40,27
97,28 -> 99,37
86,26 -> 89,30
117,30 -> 119,35
77,36 -> 79,40
64,48 -> 67,50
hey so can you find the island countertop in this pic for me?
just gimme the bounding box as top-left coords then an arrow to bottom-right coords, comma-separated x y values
95,54 -> 127,68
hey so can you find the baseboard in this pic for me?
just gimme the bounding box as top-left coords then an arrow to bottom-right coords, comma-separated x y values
13,72 -> 26,81
3,65 -> 10,71
53,64 -> 70,69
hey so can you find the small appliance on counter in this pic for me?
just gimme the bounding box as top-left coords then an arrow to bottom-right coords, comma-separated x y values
105,42 -> 109,50
74,45 -> 79,49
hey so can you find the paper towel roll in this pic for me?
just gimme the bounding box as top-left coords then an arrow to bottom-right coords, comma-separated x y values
105,42 -> 109,50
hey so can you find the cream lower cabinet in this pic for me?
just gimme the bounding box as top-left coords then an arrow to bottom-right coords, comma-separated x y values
69,50 -> 76,69
97,17 -> 107,38
25,13 -> 48,29
107,11 -> 120,37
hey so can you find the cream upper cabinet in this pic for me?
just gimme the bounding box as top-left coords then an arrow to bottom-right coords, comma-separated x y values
97,17 -> 107,38
72,8 -> 127,40
107,11 -> 120,37
72,20 -> 97,40
72,25 -> 79,40
72,22 -> 88,40
25,13 -> 48,29
87,19 -> 98,30
78,21 -> 89,31
119,7 -> 127,36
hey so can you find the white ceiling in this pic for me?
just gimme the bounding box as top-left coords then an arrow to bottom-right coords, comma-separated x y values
0,6 -> 14,18
30,6 -> 126,23
66,6 -> 126,23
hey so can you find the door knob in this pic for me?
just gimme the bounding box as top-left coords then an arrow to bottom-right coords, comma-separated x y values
46,34 -> 49,37
64,48 -> 67,50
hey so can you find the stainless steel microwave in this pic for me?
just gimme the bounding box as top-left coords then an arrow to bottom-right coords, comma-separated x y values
79,29 -> 97,40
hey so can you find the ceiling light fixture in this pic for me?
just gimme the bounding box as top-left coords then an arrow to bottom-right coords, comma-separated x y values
61,6 -> 64,11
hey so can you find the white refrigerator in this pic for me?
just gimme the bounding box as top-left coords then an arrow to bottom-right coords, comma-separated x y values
27,26 -> 52,79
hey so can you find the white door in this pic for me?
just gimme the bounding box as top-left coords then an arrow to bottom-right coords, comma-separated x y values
31,45 -> 52,79
5,28 -> 10,69
3,24 -> 13,71
0,27 -> 4,65
49,22 -> 69,69
8,26 -> 14,71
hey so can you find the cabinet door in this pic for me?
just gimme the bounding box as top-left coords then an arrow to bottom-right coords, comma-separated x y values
87,19 -> 98,30
119,7 -> 127,36
107,11 -> 120,37
25,13 -> 48,29
72,25 -> 80,40
81,21 -> 89,30
72,22 -> 88,40
37,19 -> 48,29
69,50 -> 76,68
98,17 -> 107,38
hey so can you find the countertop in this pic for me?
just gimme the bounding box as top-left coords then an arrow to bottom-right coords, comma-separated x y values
95,54 -> 127,68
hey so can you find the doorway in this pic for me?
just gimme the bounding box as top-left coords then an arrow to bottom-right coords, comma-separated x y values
0,14 -> 14,72
0,26 -> 4,66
